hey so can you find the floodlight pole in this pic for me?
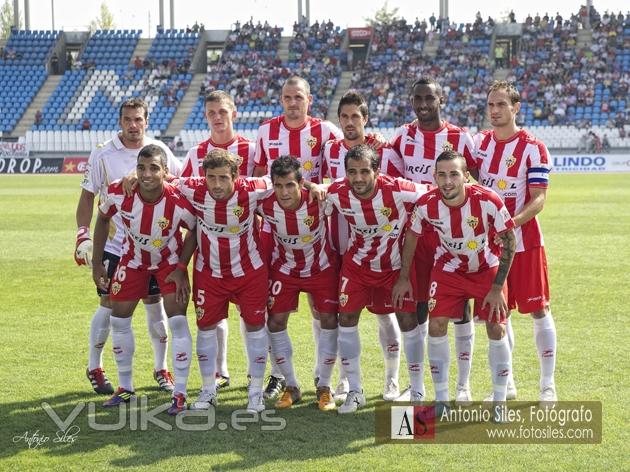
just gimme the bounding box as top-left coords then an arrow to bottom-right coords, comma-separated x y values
13,0 -> 19,28
170,0 -> 174,29
159,0 -> 164,30
24,0 -> 30,29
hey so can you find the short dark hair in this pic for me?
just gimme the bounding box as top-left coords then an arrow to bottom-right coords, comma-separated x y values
270,155 -> 302,183
344,144 -> 380,171
410,76 -> 443,97
202,148 -> 242,178
137,144 -> 167,169
488,80 -> 521,104
204,90 -> 236,109
119,97 -> 148,119
338,89 -> 369,119
435,149 -> 468,172
283,76 -> 311,95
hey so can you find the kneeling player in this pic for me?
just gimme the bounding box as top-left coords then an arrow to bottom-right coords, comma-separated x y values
260,156 -> 340,411
92,144 -> 196,415
393,150 -> 516,416
326,145 -> 431,413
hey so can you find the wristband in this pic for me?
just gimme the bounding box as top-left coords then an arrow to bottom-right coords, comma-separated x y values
77,226 -> 90,239
176,262 -> 188,271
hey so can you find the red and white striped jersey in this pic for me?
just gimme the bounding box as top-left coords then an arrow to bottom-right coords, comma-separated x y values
255,115 -> 342,183
322,138 -> 403,254
82,133 -> 182,256
327,174 -> 430,272
177,176 -> 273,278
410,184 -> 515,273
473,129 -> 551,252
258,188 -> 336,277
390,121 -> 476,184
181,134 -> 255,178
99,182 -> 196,270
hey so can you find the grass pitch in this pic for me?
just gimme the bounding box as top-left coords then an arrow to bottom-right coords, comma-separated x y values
0,174 -> 628,471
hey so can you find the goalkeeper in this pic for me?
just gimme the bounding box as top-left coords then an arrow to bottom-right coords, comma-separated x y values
74,98 -> 182,396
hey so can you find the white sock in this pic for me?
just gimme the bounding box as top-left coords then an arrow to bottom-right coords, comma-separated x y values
144,301 -> 168,371
402,325 -> 425,396
265,326 -> 284,379
269,329 -> 298,387
215,318 -> 229,378
196,329 -> 217,393
312,316 -> 321,379
338,325 -> 361,392
377,313 -> 401,383
534,313 -> 557,389
317,327 -> 338,388
505,316 -> 516,386
110,316 -> 134,391
428,334 -> 450,401
246,328 -> 268,389
168,315 -> 192,396
88,305 -> 111,370
488,336 -> 511,402
454,321 -> 474,388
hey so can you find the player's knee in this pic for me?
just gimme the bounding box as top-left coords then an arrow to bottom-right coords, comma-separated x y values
530,306 -> 549,319
428,317 -> 448,337
266,314 -> 288,333
338,312 -> 360,327
485,322 -> 505,340
144,294 -> 161,305
319,313 -> 338,329
395,312 -> 417,332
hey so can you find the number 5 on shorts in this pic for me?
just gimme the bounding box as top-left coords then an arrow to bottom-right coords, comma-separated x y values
196,289 -> 205,306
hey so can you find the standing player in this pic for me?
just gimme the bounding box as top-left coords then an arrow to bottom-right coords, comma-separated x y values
181,90 -> 256,390
91,144 -> 196,415
261,156 -> 339,411
323,90 -> 403,401
75,98 -> 182,395
253,76 -> 343,399
393,150 -> 516,412
326,144 -> 430,413
390,77 -> 478,403
475,80 -> 557,402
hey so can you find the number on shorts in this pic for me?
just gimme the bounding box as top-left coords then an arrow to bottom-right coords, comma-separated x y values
115,265 -> 126,282
270,280 -> 282,296
340,276 -> 349,292
196,289 -> 205,306
429,281 -> 438,297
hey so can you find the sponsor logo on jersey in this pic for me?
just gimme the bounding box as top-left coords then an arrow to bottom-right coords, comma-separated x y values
233,205 -> 244,217
466,240 -> 478,250
497,179 -> 508,190
380,207 -> 392,218
428,298 -> 436,312
382,224 -> 393,232
195,306 -> 205,320
156,216 -> 170,230
339,293 -> 349,307
229,226 -> 241,234
505,155 -> 516,168
111,282 -> 121,295
306,136 -> 318,149
303,215 -> 314,227
303,160 -> 314,171
466,216 -> 479,229
268,140 -> 284,147
301,234 -> 313,243
152,239 -> 164,248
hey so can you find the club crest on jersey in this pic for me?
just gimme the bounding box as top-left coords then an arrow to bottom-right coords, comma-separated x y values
442,142 -> 454,151
152,239 -> 164,248
339,293 -> 349,307
306,136 -> 318,149
111,282 -> 121,295
380,207 -> 392,218
303,215 -> 314,227
268,296 -> 275,309
156,217 -> 170,230
466,216 -> 479,229
428,297 -> 436,312
505,155 -> 516,168
497,179 -> 508,190
233,205 -> 244,217
195,306 -> 205,320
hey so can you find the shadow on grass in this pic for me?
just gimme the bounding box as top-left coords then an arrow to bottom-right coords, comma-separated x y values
2,388 -> 383,468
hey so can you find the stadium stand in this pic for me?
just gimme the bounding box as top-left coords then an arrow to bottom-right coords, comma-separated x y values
5,8 -> 629,153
